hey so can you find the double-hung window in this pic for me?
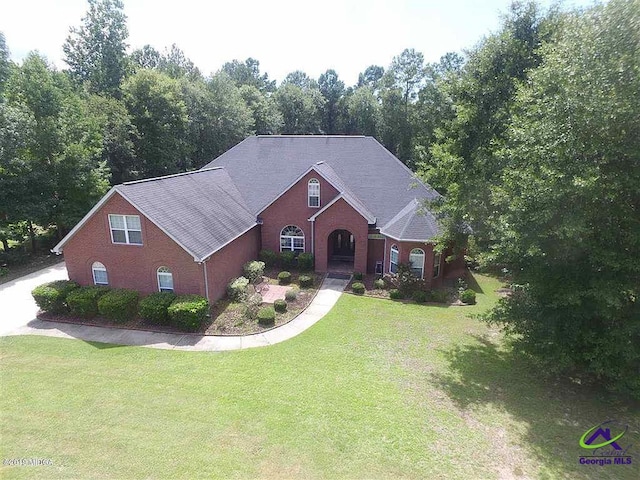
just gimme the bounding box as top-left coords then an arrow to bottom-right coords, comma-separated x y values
280,225 -> 305,253
390,245 -> 399,274
308,179 -> 320,208
92,262 -> 109,285
109,214 -> 142,245
157,267 -> 174,292
409,248 -> 425,279
433,252 -> 442,278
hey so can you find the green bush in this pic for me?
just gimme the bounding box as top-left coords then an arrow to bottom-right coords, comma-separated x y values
31,280 -> 79,314
460,289 -> 477,305
274,299 -> 287,313
257,306 -> 276,325
227,276 -> 249,302
0,266 -> 8,277
389,289 -> 404,300
67,286 -> 110,318
280,251 -> 296,269
278,271 -> 291,285
97,289 -> 139,323
167,294 -> 209,332
284,289 -> 297,302
431,290 -> 449,304
353,272 -> 363,281
259,249 -> 279,268
352,282 -> 365,295
297,252 -> 314,271
412,290 -> 428,304
139,292 -> 177,325
298,275 -> 313,288
244,293 -> 263,320
373,278 -> 385,290
243,260 -> 265,282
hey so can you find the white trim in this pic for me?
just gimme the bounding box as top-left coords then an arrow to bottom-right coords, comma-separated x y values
200,223 -> 258,261
433,251 -> 442,279
280,225 -> 305,252
409,248 -> 425,279
53,188 -> 118,253
91,262 -> 109,285
308,193 -> 376,224
390,244 -> 399,274
157,266 -> 174,292
379,230 -> 433,243
108,214 -> 143,245
307,178 -> 320,208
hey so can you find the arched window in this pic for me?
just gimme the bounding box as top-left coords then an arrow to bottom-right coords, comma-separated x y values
390,245 -> 399,274
157,266 -> 174,292
92,262 -> 108,285
308,178 -> 320,207
409,248 -> 425,279
433,252 -> 442,278
280,225 -> 304,253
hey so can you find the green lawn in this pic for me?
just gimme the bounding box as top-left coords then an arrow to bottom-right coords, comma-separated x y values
1,274 -> 638,479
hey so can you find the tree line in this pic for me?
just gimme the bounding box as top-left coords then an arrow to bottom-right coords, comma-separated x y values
1,0 -> 638,396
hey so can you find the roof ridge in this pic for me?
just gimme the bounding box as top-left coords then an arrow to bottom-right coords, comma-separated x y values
256,135 -> 367,138
121,167 -> 223,186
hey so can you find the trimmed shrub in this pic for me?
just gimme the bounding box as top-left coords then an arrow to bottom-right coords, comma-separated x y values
280,251 -> 296,269
297,252 -> 314,271
227,276 -> 249,302
353,272 -> 363,281
259,249 -> 279,268
244,293 -> 263,320
139,292 -> 177,325
257,306 -> 276,325
389,288 -> 404,300
32,280 -> 79,314
278,271 -> 291,285
97,289 -> 139,323
274,299 -> 287,313
167,294 -> 209,332
243,260 -> 265,283
284,289 -> 298,302
431,290 -> 449,304
373,278 -> 385,290
460,289 -> 477,305
298,275 -> 313,289
412,290 -> 428,304
67,286 -> 110,318
352,282 -> 365,295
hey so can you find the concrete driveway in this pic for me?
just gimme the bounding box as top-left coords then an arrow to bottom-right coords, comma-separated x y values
0,262 -> 68,335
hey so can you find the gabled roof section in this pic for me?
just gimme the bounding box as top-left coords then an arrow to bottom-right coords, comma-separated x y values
308,193 -> 376,224
380,199 -> 441,242
203,136 -> 442,226
53,168 -> 257,262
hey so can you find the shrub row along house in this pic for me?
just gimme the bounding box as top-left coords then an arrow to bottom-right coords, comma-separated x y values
53,136 -> 465,302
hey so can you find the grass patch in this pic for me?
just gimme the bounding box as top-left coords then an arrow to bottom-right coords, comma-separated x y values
1,274 -> 637,479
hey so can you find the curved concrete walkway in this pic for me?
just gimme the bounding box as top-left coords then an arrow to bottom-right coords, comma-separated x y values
0,263 -> 350,351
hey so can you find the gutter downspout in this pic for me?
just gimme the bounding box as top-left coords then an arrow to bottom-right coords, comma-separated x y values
383,236 -> 387,275
202,260 -> 210,302
310,219 -> 314,256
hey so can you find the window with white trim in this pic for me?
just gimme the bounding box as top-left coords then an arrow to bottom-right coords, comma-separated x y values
157,266 -> 174,292
390,244 -> 399,274
433,252 -> 442,278
109,214 -> 142,245
280,225 -> 304,253
92,262 -> 109,285
308,178 -> 320,208
409,248 -> 425,279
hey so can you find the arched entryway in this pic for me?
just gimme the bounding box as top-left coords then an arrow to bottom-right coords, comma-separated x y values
328,229 -> 355,272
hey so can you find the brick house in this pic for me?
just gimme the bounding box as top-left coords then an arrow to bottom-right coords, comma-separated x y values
53,136 -> 465,301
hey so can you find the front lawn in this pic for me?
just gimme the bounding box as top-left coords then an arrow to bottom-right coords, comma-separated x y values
1,274 -> 637,479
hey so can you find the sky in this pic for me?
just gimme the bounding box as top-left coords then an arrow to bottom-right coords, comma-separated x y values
1,0 -> 598,86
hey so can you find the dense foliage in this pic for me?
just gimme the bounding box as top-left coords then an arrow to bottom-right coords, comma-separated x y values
97,288 -> 139,322
31,280 -> 79,314
138,291 -> 177,325
167,294 -> 209,332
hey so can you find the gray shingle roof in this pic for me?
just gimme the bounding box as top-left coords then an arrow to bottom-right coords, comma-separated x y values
204,136 -> 442,240
116,168 -> 256,261
380,199 -> 440,241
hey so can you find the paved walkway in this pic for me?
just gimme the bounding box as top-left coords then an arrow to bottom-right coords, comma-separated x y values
0,264 -> 350,351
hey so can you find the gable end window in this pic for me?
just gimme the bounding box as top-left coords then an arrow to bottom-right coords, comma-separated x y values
280,225 -> 305,253
433,252 -> 442,278
308,178 -> 320,208
409,248 -> 425,279
109,214 -> 142,245
157,266 -> 174,292
390,245 -> 399,274
92,262 -> 108,285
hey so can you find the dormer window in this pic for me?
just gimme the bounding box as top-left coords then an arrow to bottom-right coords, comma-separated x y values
308,178 -> 320,207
